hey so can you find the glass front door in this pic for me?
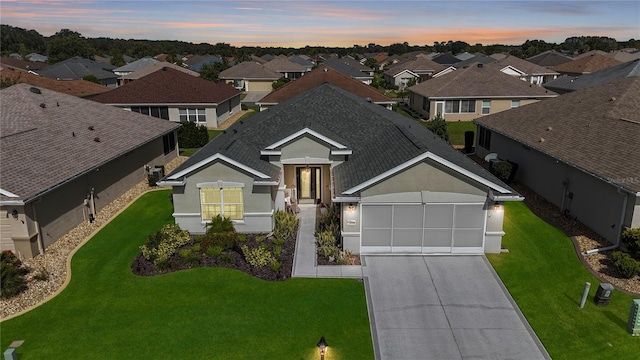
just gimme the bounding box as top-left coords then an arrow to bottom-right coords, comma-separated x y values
296,167 -> 321,203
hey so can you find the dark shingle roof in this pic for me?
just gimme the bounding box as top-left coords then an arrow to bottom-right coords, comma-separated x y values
322,58 -> 373,79
37,56 -> 117,80
219,61 -> 282,80
91,67 -> 240,104
0,56 -> 48,71
475,76 -> 640,193
168,84 -> 516,197
527,50 -> 573,68
258,66 -> 393,105
385,57 -> 445,76
0,84 -> 180,202
485,55 -> 559,76
552,53 -> 622,75
408,64 -> 557,98
1,67 -> 110,98
452,54 -> 496,69
543,59 -> 640,93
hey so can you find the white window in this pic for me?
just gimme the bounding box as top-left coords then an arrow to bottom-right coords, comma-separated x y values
481,100 -> 491,115
179,108 -> 206,123
445,99 -> 475,114
200,187 -> 244,221
511,100 -> 520,108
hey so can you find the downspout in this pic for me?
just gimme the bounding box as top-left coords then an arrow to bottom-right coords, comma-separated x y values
583,187 -> 628,255
31,201 -> 45,255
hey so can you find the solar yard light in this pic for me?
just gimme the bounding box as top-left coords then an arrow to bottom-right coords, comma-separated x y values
317,336 -> 328,359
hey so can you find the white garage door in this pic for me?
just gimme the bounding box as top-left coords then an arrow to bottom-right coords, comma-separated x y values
361,203 -> 485,254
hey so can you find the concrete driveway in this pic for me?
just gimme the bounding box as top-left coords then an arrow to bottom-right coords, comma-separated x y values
362,255 -> 550,360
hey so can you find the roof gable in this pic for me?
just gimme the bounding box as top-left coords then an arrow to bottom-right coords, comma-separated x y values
91,67 -> 241,104
219,61 -> 282,80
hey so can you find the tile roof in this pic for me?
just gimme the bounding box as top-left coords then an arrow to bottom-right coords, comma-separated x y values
552,53 -> 621,75
168,84 -> 516,197
0,84 -> 180,202
385,57 -> 445,76
263,55 -> 307,73
0,56 -> 48,71
526,50 -> 573,68
475,76 -> 640,193
257,66 -> 393,105
1,67 -> 110,98
543,59 -> 640,93
408,63 -> 557,98
485,55 -> 559,76
91,67 -> 241,104
37,56 -> 117,80
119,62 -> 199,80
219,61 -> 282,80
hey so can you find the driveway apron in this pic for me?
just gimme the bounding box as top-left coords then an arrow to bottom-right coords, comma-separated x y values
362,255 -> 550,360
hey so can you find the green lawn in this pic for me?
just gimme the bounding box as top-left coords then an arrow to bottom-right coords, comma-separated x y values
488,202 -> 640,359
446,121 -> 476,146
179,129 -> 223,157
0,190 -> 373,359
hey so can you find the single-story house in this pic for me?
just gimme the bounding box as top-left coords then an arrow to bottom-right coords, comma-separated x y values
219,61 -> 283,92
182,54 -> 223,73
112,57 -> 160,77
322,58 -> 374,84
257,66 -> 395,111
0,84 -> 180,258
383,57 -> 446,89
486,55 -> 560,85
407,63 -> 557,121
551,53 -> 621,77
543,59 -> 640,94
474,76 -> 640,246
159,83 -> 522,255
526,50 -> 573,69
0,56 -> 48,71
263,55 -> 308,80
117,61 -> 199,86
92,67 -> 241,129
1,66 -> 110,98
37,56 -> 119,88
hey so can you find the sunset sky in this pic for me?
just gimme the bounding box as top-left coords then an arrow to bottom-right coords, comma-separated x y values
2,0 -> 639,47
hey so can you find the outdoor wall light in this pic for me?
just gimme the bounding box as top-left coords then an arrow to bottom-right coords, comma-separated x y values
347,203 -> 355,212
317,336 -> 328,360
493,202 -> 503,211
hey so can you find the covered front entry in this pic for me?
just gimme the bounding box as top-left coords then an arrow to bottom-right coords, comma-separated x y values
361,203 -> 486,254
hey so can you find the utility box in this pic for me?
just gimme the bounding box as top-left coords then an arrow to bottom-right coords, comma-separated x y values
4,348 -> 17,360
594,283 -> 614,306
628,299 -> 640,336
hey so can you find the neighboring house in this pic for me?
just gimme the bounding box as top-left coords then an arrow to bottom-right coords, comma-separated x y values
454,52 -> 475,61
37,56 -> 119,88
160,83 -> 522,255
474,77 -> 640,245
486,55 -> 560,85
383,57 -> 446,89
431,53 -> 461,66
112,57 -> 160,77
92,67 -> 241,129
256,66 -> 395,111
339,56 -> 374,76
263,55 -> 307,79
551,53 -> 621,76
288,55 -> 315,72
407,63 -> 557,121
322,58 -> 373,84
118,62 -> 199,86
543,59 -> 640,94
575,50 -> 640,63
1,67 -> 110,98
526,50 -> 573,68
0,84 -> 179,259
25,53 -> 48,62
452,53 -> 496,69
0,56 -> 48,71
183,54 -> 223,72
219,61 -> 282,91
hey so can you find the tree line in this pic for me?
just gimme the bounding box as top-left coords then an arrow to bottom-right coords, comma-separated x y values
2,24 -> 638,65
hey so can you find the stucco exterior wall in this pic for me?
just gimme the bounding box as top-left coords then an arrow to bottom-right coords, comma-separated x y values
172,161 -> 274,234
281,137 -> 331,161
480,130 -> 632,243
409,95 -> 541,121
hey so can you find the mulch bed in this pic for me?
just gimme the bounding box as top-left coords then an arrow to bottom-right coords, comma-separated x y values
131,230 -> 297,281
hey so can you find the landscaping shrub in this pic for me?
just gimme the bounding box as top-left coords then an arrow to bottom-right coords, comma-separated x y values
491,160 -> 513,183
1,250 -> 29,299
622,228 -> 640,258
32,267 -> 49,281
273,210 -> 298,242
241,244 -> 275,268
317,204 -> 340,241
206,214 -> 235,234
316,229 -> 342,262
140,224 -> 192,266
612,251 -> 640,279
205,245 -> 223,257
177,121 -> 209,148
425,114 -> 449,142
201,215 -> 238,250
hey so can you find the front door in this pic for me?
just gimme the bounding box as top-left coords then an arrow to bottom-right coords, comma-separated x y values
296,167 -> 321,204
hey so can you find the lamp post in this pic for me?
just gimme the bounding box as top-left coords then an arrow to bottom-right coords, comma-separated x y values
317,336 -> 328,360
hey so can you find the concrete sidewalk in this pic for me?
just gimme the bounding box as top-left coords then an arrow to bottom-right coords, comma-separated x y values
291,204 -> 363,278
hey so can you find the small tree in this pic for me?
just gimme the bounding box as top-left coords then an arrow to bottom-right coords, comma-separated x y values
177,121 -> 209,148
425,114 -> 449,142
82,74 -> 100,84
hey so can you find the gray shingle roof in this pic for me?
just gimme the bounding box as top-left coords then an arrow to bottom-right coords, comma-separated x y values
322,58 -> 373,79
543,59 -> 640,93
168,83 -> 516,197
219,61 -> 282,80
37,56 -> 117,80
485,55 -> 560,76
1,84 -> 180,203
526,50 -> 573,68
113,57 -> 160,73
475,76 -> 640,193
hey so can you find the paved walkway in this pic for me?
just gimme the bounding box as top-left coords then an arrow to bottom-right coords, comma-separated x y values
291,204 -> 363,278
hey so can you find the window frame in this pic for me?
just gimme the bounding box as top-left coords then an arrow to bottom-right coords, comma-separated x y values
481,100 -> 491,115
478,126 -> 492,149
131,106 -> 169,120
198,182 -> 245,222
511,100 -> 521,108
179,108 -> 207,124
444,99 -> 476,114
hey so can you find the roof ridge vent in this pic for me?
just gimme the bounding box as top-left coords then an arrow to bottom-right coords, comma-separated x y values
30,86 -> 41,94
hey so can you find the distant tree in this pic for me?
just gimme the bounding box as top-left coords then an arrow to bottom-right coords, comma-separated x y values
425,114 -> 449,142
0,25 -> 46,55
47,29 -> 94,63
363,58 -> 377,69
272,78 -> 290,90
199,61 -> 229,82
109,48 -> 126,67
388,42 -> 409,55
82,74 -> 100,84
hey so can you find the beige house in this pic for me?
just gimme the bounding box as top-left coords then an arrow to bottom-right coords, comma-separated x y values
1,84 -> 180,258
160,84 -> 522,255
219,61 -> 282,92
408,64 -> 557,121
92,67 -> 242,129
